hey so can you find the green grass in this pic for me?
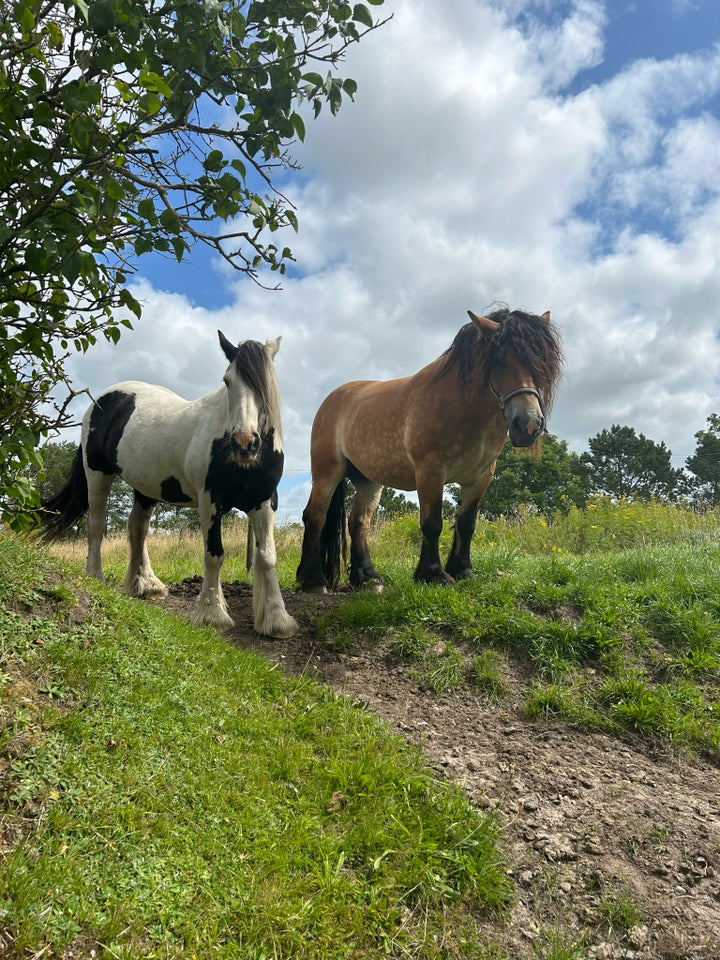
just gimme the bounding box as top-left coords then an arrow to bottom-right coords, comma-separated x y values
45,501 -> 720,755
312,502 -> 720,757
22,498 -> 720,954
1,536 -> 510,959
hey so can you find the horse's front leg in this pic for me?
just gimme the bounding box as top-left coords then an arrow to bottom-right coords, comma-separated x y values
415,467 -> 453,585
445,467 -> 495,580
192,498 -> 234,630
248,500 -> 298,639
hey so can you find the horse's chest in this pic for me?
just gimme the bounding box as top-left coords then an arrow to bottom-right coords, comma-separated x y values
205,436 -> 283,513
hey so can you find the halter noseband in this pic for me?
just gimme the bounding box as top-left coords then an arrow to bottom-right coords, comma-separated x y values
488,382 -> 543,413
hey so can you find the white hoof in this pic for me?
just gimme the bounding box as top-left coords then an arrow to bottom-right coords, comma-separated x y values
191,597 -> 235,631
126,575 -> 169,600
255,609 -> 299,639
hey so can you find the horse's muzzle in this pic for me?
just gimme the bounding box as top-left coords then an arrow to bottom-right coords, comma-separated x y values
231,430 -> 261,464
509,413 -> 545,447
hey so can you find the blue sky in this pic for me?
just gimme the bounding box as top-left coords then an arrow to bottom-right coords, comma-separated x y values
65,0 -> 720,523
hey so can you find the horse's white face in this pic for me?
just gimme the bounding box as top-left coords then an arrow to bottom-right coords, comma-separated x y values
219,332 -> 281,466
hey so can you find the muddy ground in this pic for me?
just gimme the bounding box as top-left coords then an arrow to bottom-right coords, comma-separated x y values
163,578 -> 720,960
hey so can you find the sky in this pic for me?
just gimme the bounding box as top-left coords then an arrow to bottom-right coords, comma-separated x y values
64,0 -> 720,523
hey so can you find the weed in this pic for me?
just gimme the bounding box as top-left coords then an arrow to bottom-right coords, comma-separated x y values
532,925 -> 589,959
469,649 -> 509,701
419,643 -> 465,693
598,888 -> 645,937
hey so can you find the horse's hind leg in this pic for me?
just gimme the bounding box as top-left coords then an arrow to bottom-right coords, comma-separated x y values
297,473 -> 345,593
85,469 -> 114,581
123,491 -> 168,599
248,500 -> 298,638
348,478 -> 384,591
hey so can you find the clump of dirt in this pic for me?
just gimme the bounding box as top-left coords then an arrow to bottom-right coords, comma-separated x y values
163,578 -> 720,960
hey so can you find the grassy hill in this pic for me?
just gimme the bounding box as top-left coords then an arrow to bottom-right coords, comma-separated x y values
0,535 -> 508,959
3,498 -> 720,958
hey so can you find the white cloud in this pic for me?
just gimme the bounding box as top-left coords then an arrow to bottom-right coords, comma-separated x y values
64,0 -> 720,520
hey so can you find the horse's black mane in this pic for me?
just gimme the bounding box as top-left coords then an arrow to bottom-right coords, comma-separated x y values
438,307 -> 563,412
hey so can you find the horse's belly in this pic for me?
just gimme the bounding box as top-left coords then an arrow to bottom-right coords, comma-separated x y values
344,434 -> 415,490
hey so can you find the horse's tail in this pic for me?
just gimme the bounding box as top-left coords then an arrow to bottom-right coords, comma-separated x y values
37,445 -> 89,542
320,479 -> 347,590
246,520 -> 254,571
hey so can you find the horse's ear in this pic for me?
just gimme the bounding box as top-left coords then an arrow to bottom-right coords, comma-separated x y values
468,310 -> 501,334
218,330 -> 237,362
265,336 -> 281,360
540,311 -> 551,323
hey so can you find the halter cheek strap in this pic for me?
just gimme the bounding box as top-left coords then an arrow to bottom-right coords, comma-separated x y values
488,382 -> 543,413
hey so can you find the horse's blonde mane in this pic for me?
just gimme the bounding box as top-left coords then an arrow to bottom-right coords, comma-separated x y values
233,338 -> 284,445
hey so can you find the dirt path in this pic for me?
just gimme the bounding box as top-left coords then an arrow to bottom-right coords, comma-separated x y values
164,579 -> 720,960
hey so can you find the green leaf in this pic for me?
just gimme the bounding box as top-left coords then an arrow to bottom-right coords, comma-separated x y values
72,0 -> 90,21
159,208 -> 182,233
171,236 -> 186,261
301,72 -> 324,89
88,0 -> 116,36
25,246 -> 48,274
203,150 -> 225,172
137,198 -> 157,222
353,4 -> 374,28
290,112 -> 306,141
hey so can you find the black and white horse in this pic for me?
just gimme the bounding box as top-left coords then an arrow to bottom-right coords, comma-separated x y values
39,331 -> 298,639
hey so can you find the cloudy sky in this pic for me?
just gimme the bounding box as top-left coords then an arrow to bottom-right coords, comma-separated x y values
65,0 -> 720,523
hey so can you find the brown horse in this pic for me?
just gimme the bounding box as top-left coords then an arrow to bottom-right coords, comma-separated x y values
296,307 -> 563,593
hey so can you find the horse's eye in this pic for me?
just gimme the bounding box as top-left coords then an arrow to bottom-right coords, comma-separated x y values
223,375 -> 230,388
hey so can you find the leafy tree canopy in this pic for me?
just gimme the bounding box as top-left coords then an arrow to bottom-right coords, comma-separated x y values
581,424 -> 683,502
475,432 -> 590,519
377,486 -> 416,519
0,0 -> 387,527
685,413 -> 720,505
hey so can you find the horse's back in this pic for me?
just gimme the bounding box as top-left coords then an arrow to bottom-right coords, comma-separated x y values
81,380 -> 204,503
311,375 -> 422,490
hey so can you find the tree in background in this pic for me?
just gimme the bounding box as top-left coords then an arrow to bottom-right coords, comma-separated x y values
446,433 -> 588,521
376,486 -> 416,519
685,413 -> 720,506
1,0 -> 387,526
581,424 -> 683,501
478,433 -> 590,519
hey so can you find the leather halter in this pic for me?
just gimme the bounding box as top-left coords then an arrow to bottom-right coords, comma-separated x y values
488,382 -> 543,413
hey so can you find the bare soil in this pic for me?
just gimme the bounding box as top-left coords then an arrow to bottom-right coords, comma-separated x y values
163,577 -> 720,960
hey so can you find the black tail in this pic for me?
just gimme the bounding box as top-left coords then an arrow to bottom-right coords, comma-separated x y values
320,479 -> 347,590
38,445 -> 89,541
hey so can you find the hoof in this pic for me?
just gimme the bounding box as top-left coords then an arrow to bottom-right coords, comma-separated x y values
191,598 -> 235,631
356,579 -> 384,594
415,570 -> 455,586
298,584 -> 328,595
126,577 -> 169,600
256,611 -> 299,639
